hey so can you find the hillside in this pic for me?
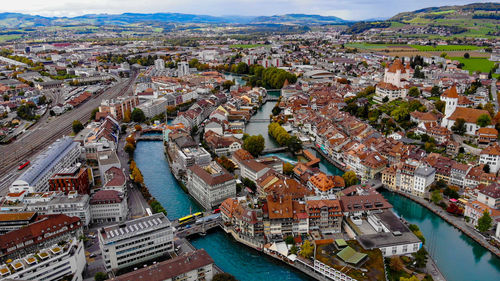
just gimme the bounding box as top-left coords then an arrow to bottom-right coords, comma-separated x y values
346,2 -> 500,38
251,14 -> 347,25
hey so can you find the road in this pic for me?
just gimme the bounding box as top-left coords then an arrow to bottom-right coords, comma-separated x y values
0,73 -> 137,195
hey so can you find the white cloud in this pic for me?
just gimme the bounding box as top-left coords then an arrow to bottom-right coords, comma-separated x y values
0,0 -> 493,20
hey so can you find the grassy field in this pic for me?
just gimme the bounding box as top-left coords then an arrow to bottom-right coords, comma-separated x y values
229,44 -> 267,49
432,9 -> 456,15
451,57 -> 497,75
0,34 -> 22,42
410,45 -> 482,51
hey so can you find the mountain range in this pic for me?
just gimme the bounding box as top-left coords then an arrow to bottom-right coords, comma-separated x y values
0,12 -> 349,28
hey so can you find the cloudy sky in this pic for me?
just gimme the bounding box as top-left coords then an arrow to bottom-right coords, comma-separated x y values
0,0 -> 493,20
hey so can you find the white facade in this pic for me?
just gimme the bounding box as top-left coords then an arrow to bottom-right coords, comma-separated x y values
0,239 -> 86,281
480,153 -> 500,174
413,166 -> 436,197
379,242 -> 422,257
99,213 -> 174,272
154,58 -> 165,70
177,61 -> 190,77
90,198 -> 128,224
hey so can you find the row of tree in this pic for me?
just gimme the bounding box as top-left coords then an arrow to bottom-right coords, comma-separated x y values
247,66 -> 297,89
268,122 -> 302,153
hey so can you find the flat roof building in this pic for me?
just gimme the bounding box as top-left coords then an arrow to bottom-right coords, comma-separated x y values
98,213 -> 174,273
10,137 -> 80,193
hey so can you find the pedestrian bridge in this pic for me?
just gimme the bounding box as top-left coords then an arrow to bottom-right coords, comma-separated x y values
136,135 -> 163,141
248,119 -> 271,123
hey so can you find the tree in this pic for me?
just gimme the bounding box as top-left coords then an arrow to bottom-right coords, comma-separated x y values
483,164 -> 490,174
476,211 -> 492,232
476,114 -> 491,127
285,235 -> 294,245
286,136 -> 302,153
400,277 -> 420,281
134,124 -> 142,131
431,85 -> 441,97
440,52 -> 448,58
90,107 -> 99,120
431,190 -> 442,204
242,135 -> 265,157
123,109 -> 131,123
408,87 -> 420,97
283,162 -> 294,176
342,171 -> 357,187
389,256 -> 404,272
72,120 -> 84,134
131,108 -> 146,123
435,100 -> 446,113
382,96 -> 389,103
94,272 -> 108,281
300,240 -> 314,259
483,103 -> 495,118
412,247 -> 428,268
464,52 -> 470,59
213,273 -> 237,281
124,143 -> 135,157
132,167 -> 144,184
451,118 -> 466,135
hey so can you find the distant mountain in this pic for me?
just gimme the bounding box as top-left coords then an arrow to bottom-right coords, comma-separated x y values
0,12 -> 347,28
251,14 -> 347,25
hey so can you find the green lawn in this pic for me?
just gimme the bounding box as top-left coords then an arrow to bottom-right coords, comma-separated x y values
432,9 -> 456,15
451,57 -> 497,75
0,34 -> 22,42
410,45 -> 482,51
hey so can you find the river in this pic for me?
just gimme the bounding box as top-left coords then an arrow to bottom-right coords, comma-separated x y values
134,99 -> 500,281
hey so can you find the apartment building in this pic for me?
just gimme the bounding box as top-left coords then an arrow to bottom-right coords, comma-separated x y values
187,163 -> 236,210
0,212 -> 37,234
49,166 -> 90,195
306,199 -> 343,234
98,213 -> 174,273
0,238 -> 86,281
480,143 -> 500,174
90,190 -> 128,224
99,96 -> 139,121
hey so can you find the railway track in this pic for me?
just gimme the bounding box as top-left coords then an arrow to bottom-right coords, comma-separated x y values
0,74 -> 136,178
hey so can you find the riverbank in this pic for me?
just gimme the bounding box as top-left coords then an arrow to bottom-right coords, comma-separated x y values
388,189 -> 500,258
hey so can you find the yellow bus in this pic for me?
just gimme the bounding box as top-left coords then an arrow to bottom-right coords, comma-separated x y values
178,212 -> 203,225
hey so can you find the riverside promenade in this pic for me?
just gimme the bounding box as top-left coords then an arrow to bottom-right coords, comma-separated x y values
391,190 -> 500,258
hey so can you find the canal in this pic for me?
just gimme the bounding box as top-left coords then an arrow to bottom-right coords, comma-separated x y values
135,97 -> 500,281
382,191 -> 500,281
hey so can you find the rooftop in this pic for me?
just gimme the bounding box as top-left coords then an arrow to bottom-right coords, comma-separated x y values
100,213 -> 171,241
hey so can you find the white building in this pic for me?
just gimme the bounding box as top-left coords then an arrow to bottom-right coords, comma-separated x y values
90,190 -> 128,224
0,239 -> 86,281
99,213 -> 174,273
187,162 -> 236,210
136,98 -> 168,118
10,137 -> 81,193
374,59 -> 410,103
177,61 -> 190,77
480,144 -> 500,174
154,58 -> 165,70
413,166 -> 436,198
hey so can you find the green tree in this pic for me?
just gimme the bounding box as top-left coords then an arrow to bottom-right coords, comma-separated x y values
123,109 -> 131,123
431,190 -> 442,204
431,86 -> 441,97
451,118 -> 466,135
476,211 -> 492,232
300,240 -> 314,259
286,136 -> 302,153
94,272 -> 108,281
16,103 -> 36,120
285,235 -> 294,245
342,171 -> 357,187
400,277 -> 420,281
435,100 -> 446,113
213,273 -> 238,281
389,256 -> 404,272
412,247 -> 428,268
131,108 -> 146,123
464,52 -> 470,59
242,135 -> 265,157
408,87 -> 420,97
90,107 -> 99,120
476,114 -> 491,127
72,120 -> 84,134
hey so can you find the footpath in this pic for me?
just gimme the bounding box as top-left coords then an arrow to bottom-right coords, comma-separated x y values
394,191 -> 500,258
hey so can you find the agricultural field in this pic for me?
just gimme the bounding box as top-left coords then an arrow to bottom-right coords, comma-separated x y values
451,57 -> 498,77
410,45 -> 483,51
0,34 -> 22,42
